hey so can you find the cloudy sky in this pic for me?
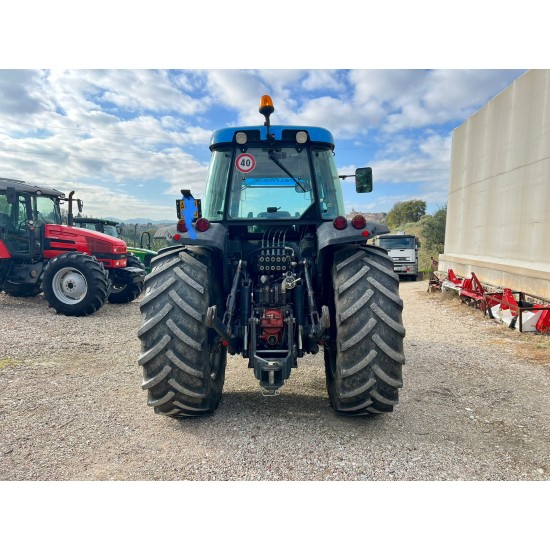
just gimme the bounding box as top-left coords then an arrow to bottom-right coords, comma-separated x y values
0,69 -> 527,221
2,2 -> 538,222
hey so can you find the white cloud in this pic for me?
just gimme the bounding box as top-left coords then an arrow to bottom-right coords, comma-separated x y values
347,69 -> 528,133
98,70 -> 208,115
62,182 -> 176,221
289,96 -> 367,139
206,70 -> 267,113
0,68 -> 526,219
301,70 -> 345,92
350,69 -> 426,107
0,70 -> 51,116
256,70 -> 305,91
383,69 -> 526,132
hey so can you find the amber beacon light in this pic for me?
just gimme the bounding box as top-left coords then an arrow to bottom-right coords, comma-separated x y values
259,95 -> 274,116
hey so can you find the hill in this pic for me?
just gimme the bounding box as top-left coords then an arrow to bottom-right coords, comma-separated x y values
346,209 -> 386,223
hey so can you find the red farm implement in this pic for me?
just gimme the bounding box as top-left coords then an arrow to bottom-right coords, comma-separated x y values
485,288 -> 550,333
440,268 -> 550,333
459,272 -> 487,311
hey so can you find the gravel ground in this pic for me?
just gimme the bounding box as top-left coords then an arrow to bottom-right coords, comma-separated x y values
0,280 -> 549,481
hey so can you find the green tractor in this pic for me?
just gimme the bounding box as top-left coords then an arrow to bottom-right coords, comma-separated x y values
72,217 -> 157,274
137,95 -> 405,418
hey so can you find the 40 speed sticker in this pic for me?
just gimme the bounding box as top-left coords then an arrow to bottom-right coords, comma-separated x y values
235,153 -> 256,173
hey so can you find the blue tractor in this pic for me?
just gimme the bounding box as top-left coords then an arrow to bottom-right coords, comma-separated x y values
137,96 -> 405,417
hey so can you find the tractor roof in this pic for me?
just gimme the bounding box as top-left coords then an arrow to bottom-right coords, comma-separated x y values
74,217 -> 118,226
210,125 -> 335,149
0,177 -> 65,198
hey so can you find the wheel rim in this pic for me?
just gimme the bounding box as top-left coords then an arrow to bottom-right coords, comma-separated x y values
51,267 -> 88,304
109,284 -> 126,295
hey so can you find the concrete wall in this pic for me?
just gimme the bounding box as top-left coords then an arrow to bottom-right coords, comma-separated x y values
438,69 -> 550,300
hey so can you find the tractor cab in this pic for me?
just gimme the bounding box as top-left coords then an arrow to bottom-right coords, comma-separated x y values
197,123 -> 371,228
0,178 -> 64,261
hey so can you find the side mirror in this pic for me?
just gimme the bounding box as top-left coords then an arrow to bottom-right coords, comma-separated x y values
6,187 -> 17,204
355,167 -> 373,193
295,179 -> 310,193
77,199 -> 83,213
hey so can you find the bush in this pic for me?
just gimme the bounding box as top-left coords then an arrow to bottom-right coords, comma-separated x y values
421,205 -> 447,253
385,199 -> 427,230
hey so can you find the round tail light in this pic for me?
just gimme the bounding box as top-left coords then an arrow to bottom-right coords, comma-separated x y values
195,218 -> 210,232
176,219 -> 187,233
333,216 -> 348,230
351,215 -> 366,229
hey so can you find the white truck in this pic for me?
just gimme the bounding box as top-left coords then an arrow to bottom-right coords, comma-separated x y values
374,233 -> 420,280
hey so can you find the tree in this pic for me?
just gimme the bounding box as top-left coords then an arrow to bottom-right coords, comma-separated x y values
385,199 -> 427,230
421,205 -> 447,253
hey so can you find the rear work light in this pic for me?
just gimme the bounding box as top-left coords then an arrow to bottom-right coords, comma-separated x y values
333,216 -> 348,230
195,217 -> 210,232
351,215 -> 366,230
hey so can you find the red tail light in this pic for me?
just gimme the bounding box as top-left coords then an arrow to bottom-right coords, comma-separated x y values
173,233 -> 181,241
351,215 -> 366,229
177,219 -> 187,232
333,216 -> 347,230
195,218 -> 210,232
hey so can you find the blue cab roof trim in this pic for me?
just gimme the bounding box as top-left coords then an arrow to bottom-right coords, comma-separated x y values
210,125 -> 335,147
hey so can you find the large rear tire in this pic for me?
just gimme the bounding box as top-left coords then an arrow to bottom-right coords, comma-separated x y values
325,245 -> 406,415
138,247 -> 226,417
42,252 -> 110,316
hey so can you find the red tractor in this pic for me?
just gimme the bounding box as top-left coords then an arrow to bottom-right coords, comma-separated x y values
0,178 -> 145,316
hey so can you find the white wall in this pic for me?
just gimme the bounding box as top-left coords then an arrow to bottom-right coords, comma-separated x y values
439,69 -> 550,300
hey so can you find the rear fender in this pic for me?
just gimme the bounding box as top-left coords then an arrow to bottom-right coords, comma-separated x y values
165,222 -> 227,254
316,221 -> 389,254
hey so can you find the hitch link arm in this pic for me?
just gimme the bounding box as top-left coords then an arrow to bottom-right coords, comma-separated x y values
222,259 -> 244,332
206,305 -> 239,351
302,260 -> 330,345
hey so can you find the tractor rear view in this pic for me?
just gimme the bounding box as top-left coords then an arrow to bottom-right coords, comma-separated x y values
137,96 -> 405,417
0,178 -> 145,315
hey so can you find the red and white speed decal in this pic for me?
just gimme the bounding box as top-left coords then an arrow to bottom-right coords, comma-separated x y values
235,153 -> 256,173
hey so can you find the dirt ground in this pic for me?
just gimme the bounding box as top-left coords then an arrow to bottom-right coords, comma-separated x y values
0,280 -> 549,482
